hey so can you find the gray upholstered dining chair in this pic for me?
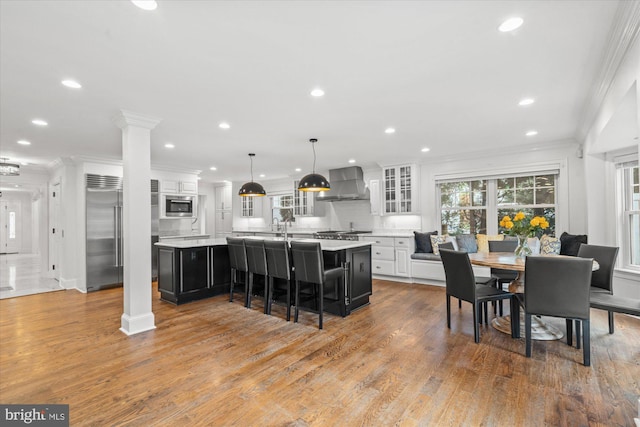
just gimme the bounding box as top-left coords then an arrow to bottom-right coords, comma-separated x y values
488,239 -> 519,316
523,256 -> 594,366
577,243 -> 619,333
440,248 -> 516,343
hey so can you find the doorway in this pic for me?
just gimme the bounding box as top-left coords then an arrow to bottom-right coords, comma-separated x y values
0,200 -> 21,254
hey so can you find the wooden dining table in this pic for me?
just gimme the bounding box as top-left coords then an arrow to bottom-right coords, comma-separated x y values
468,252 -> 599,340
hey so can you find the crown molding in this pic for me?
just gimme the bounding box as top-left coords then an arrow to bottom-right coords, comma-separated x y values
113,110 -> 162,130
576,1 -> 640,141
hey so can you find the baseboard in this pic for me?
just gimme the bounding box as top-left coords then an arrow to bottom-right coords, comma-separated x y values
120,312 -> 156,336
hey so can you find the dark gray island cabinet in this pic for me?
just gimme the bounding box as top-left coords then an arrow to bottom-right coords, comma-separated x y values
156,238 -> 230,304
154,237 -> 372,315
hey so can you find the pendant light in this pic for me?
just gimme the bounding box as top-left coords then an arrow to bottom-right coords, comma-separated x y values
238,153 -> 266,197
0,157 -> 20,176
298,138 -> 330,192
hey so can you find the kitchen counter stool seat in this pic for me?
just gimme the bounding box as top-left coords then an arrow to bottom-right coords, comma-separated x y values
227,237 -> 249,307
264,240 -> 293,321
290,241 -> 345,330
245,239 -> 269,313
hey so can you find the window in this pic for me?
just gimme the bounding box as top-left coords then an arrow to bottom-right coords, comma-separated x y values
618,162 -> 639,270
496,174 -> 556,236
440,180 -> 487,235
439,173 -> 557,236
271,194 -> 295,223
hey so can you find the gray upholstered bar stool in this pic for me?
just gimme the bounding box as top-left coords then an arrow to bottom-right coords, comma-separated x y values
226,237 -> 249,307
264,240 -> 293,321
244,239 -> 269,313
290,241 -> 344,329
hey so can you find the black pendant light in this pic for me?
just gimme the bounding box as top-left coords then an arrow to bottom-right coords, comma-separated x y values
298,138 -> 330,192
0,157 -> 20,176
238,153 -> 266,197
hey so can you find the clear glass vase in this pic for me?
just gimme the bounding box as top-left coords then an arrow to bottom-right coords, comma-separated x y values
515,234 -> 532,257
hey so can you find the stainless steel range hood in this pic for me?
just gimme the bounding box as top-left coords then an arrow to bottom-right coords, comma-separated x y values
316,166 -> 370,202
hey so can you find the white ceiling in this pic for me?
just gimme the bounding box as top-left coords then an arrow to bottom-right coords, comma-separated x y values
0,1 -> 621,185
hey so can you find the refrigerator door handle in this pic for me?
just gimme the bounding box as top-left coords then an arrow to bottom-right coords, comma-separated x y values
114,206 -> 121,267
117,205 -> 123,267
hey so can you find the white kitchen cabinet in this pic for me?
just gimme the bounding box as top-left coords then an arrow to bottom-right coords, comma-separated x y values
214,210 -> 232,238
369,179 -> 380,215
293,181 -> 324,216
393,237 -> 412,277
382,164 -> 418,215
361,235 -> 413,278
215,185 -> 232,211
161,179 -> 197,194
241,196 -> 263,217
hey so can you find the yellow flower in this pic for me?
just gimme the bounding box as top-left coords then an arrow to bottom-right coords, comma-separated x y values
505,221 -> 514,229
530,217 -> 540,227
514,211 -> 525,221
502,215 -> 511,222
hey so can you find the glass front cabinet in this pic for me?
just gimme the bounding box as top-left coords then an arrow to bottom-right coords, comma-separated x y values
382,164 -> 418,215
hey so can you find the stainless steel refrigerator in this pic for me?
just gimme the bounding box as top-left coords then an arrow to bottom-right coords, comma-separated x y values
86,174 -> 123,292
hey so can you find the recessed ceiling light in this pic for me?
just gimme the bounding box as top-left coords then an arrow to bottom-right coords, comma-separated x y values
310,88 -> 325,97
259,174 -> 266,178
61,79 -> 82,89
17,140 -> 31,145
164,143 -> 175,148
219,122 -> 230,129
131,0 -> 157,10
348,159 -> 356,164
14,185 -> 20,188
210,166 -> 217,171
21,162 -> 28,166
519,98 -> 535,106
31,119 -> 48,126
526,130 -> 538,136
499,17 -> 524,32
385,128 -> 396,134
421,147 -> 430,153
197,177 -> 202,180
295,168 -> 301,172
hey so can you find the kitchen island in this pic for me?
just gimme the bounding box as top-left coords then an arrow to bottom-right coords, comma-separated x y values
155,238 -> 372,315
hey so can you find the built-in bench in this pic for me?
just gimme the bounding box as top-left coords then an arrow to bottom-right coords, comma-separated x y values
590,293 -> 640,332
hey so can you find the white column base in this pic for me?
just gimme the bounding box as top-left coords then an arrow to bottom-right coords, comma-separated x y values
120,312 -> 156,336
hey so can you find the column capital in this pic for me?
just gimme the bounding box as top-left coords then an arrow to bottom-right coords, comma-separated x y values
113,110 -> 162,130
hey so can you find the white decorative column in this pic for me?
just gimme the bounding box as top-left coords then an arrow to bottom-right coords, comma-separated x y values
114,110 -> 161,335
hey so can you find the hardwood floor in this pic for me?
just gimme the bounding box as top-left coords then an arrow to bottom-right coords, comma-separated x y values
1,279 -> 638,426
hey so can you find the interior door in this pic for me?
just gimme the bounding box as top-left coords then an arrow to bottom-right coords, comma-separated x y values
0,200 -> 21,254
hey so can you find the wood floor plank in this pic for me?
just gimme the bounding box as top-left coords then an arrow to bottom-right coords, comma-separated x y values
1,280 -> 639,426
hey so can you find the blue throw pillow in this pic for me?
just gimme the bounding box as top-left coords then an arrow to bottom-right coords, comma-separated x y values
414,231 -> 438,253
455,234 -> 478,253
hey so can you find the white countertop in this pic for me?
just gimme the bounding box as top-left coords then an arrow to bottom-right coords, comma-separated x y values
156,237 -> 371,251
158,233 -> 211,240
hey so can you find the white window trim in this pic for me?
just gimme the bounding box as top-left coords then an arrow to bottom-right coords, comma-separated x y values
615,158 -> 640,273
436,160 -> 567,235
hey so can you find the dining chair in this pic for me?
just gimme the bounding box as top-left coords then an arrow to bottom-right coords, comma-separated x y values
440,241 -> 497,321
577,243 -> 619,334
244,239 -> 269,313
290,241 -> 344,329
439,248 -> 516,343
264,240 -> 293,321
488,239 -> 518,316
226,237 -> 249,306
523,256 -> 594,366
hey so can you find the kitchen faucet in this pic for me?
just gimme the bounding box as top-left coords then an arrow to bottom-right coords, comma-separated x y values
272,217 -> 281,232
283,218 -> 291,241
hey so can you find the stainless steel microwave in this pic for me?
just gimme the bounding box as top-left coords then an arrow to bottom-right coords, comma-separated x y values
161,194 -> 196,218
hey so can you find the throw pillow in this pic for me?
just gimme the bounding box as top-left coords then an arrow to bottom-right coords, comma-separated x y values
430,234 -> 458,255
540,234 -> 561,255
456,234 -> 478,253
414,231 -> 438,253
559,232 -> 588,256
476,234 -> 504,253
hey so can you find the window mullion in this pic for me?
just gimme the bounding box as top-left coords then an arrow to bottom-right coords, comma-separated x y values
487,179 -> 498,234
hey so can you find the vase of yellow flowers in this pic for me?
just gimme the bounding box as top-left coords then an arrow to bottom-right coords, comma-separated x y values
499,212 -> 550,257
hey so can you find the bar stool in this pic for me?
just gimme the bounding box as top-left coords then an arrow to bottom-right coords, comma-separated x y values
226,237 -> 249,306
290,241 -> 344,330
264,240 -> 293,321
244,239 -> 269,313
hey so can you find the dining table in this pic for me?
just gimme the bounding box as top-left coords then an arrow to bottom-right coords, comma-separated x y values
468,252 -> 599,340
